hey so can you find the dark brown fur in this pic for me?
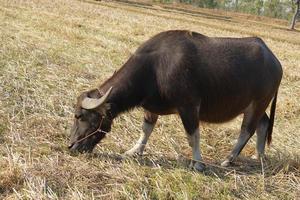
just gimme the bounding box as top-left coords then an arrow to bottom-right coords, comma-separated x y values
69,30 -> 282,165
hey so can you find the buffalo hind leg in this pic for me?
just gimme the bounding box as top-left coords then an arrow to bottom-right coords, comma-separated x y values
253,113 -> 269,160
221,103 -> 266,167
178,106 -> 205,172
124,110 -> 158,156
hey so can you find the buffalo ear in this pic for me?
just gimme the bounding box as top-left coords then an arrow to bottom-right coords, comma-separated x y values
96,103 -> 111,116
81,87 -> 113,110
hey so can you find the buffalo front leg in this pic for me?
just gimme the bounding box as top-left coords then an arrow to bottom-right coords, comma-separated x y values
178,106 -> 205,172
124,110 -> 158,156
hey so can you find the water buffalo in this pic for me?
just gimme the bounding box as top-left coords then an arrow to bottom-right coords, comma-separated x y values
68,30 -> 282,171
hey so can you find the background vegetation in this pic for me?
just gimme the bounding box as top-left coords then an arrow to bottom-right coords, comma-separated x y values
0,0 -> 299,199
156,0 -> 299,20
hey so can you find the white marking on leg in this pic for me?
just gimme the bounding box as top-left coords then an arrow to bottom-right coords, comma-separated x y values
189,128 -> 202,161
256,118 -> 268,158
124,121 -> 154,156
188,128 -> 204,171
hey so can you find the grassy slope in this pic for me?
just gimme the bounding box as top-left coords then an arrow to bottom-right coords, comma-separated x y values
0,0 -> 299,199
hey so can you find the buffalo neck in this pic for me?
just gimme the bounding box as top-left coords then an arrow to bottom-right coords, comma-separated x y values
99,55 -> 152,118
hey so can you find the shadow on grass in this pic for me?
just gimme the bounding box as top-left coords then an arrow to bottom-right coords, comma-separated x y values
87,150 -> 300,179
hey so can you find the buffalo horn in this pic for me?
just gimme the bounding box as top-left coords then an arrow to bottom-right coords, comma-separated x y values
81,87 -> 113,110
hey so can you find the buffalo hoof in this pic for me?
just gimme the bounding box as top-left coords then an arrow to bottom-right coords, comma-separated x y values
221,159 -> 231,167
251,153 -> 266,161
123,148 -> 143,157
189,161 -> 205,172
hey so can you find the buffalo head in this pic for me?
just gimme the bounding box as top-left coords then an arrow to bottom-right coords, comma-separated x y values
68,87 -> 113,153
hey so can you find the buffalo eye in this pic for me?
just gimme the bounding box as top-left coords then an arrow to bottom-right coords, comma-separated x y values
75,113 -> 82,119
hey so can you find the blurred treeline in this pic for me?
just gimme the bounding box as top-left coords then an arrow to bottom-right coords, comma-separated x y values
154,0 -> 298,20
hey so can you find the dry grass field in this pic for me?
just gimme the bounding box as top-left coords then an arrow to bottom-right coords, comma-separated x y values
0,0 -> 300,199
